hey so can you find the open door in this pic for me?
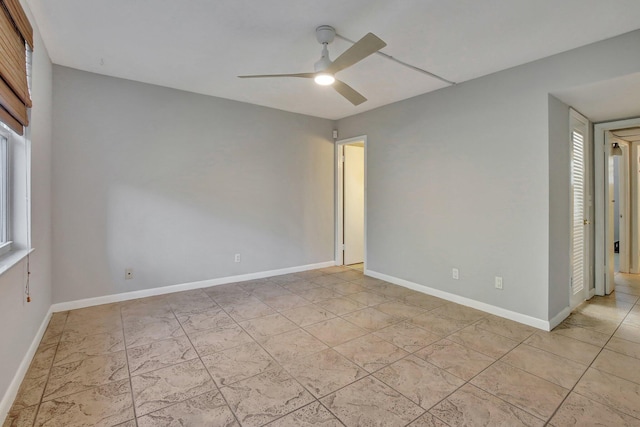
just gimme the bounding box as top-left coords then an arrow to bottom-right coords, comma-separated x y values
570,109 -> 590,308
335,136 -> 366,267
344,144 -> 364,265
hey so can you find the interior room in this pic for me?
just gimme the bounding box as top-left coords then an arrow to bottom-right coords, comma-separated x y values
1,1 -> 640,426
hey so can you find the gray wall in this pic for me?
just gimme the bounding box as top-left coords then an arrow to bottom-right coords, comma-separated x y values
0,1 -> 53,410
337,30 -> 640,321
52,67 -> 335,303
548,95 -> 571,317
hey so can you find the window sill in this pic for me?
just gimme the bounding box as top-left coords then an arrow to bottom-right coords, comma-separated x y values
0,248 -> 34,277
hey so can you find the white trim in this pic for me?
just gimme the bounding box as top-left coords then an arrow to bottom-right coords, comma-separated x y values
0,306 -> 52,423
548,306 -> 572,330
365,269 -> 553,331
595,117 -> 640,295
51,261 -> 335,312
335,135 -> 367,268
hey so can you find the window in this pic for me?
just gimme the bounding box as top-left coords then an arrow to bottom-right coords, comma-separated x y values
0,129 -> 10,257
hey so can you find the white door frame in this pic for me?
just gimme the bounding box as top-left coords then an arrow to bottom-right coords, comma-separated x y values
616,140 -> 631,273
335,135 -> 367,266
595,117 -> 640,295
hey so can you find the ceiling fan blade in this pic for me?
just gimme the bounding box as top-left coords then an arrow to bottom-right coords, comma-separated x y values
333,79 -> 367,106
238,73 -> 315,79
326,33 -> 386,74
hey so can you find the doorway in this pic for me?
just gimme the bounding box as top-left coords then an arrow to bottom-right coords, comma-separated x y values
335,136 -> 366,267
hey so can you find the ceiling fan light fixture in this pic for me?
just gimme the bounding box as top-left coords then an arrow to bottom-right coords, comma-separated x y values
314,73 -> 335,86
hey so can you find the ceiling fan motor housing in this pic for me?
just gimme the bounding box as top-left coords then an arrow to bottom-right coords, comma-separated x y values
316,25 -> 335,44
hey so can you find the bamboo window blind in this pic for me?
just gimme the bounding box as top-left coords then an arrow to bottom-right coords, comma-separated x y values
0,0 -> 33,135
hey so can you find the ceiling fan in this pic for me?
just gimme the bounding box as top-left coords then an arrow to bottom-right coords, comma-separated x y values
238,25 -> 386,106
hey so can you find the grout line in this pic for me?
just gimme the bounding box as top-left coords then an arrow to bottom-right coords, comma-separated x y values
119,305 -> 139,426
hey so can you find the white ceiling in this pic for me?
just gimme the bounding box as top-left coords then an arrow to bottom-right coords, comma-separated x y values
25,0 -> 640,120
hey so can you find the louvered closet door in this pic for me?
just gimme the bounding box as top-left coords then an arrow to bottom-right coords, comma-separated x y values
570,111 -> 589,308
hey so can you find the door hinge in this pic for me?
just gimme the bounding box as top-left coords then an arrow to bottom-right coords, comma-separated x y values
341,155 -> 345,163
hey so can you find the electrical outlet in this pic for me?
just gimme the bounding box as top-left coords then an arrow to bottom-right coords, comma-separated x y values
452,268 -> 459,280
125,268 -> 133,280
234,254 -> 241,263
495,276 -> 503,290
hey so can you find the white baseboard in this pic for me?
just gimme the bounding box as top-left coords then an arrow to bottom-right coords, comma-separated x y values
548,306 -> 571,330
51,261 -> 336,312
0,306 -> 53,423
365,269 -> 553,331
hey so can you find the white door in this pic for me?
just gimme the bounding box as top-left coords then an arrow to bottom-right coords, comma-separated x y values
570,110 -> 590,308
344,145 -> 364,265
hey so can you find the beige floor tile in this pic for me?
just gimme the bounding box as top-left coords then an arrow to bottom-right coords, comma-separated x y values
222,298 -> 276,321
471,362 -> 569,420
281,280 -> 322,294
260,328 -> 328,364
562,311 -> 621,335
306,275 -> 347,287
220,368 -> 314,427
238,313 -> 298,341
415,339 -> 494,381
473,315 -> 537,341
316,296 -> 366,315
284,348 -> 366,398
65,303 -> 122,325
62,316 -> 124,341
43,351 -> 129,401
606,336 -> 640,359
175,306 -> 234,333
127,335 -> 197,376
136,390 -> 239,427
322,281 -> 366,296
409,311 -> 473,337
549,392 -> 640,427
131,359 -> 216,416
261,293 -> 310,311
189,323 -> 253,356
34,379 -> 134,427
592,349 -> 640,384
346,290 -> 390,306
53,329 -> 125,366
280,304 -> 335,326
333,334 -> 407,373
332,270 -> 364,282
10,372 -> 48,410
294,270 -> 326,279
123,317 -> 185,348
430,304 -> 487,323
551,323 -> 611,347
304,317 -> 367,346
615,323 -> 640,344
202,341 -> 279,387
501,344 -> 588,389
2,404 -> 38,427
297,287 -> 343,303
373,321 -> 440,352
320,376 -> 425,427
407,412 -> 450,427
447,324 -> 519,358
252,285 -> 293,301
574,368 -> 640,419
374,355 -> 464,410
342,307 -> 401,331
430,383 -> 544,427
524,331 -> 601,365
268,401 -> 342,427
375,301 -> 427,319
402,293 -> 449,311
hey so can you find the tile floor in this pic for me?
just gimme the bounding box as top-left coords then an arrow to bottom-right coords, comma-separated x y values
4,267 -> 640,426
